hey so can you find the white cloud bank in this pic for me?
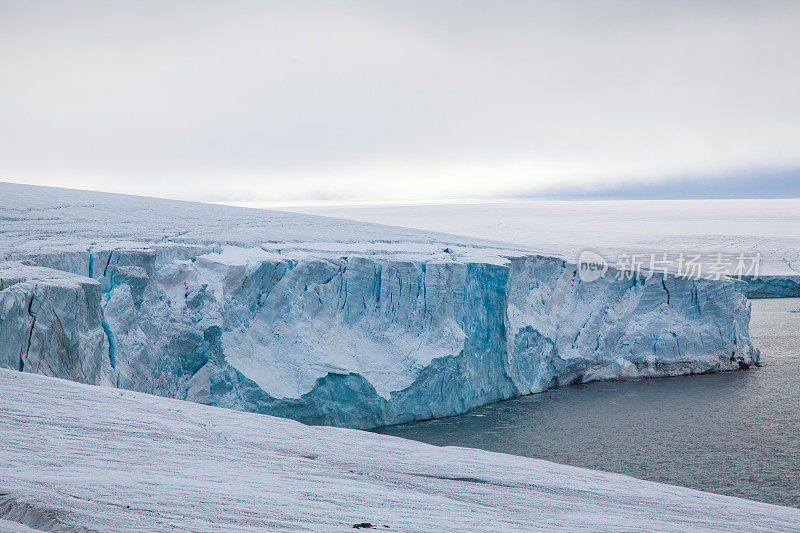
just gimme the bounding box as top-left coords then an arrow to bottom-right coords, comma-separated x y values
1,0 -> 799,202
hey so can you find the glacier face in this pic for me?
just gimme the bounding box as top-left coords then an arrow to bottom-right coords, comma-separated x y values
0,183 -> 760,429
1,244 -> 758,429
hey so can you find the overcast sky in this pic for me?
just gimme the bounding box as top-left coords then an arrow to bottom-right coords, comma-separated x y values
1,1 -> 799,203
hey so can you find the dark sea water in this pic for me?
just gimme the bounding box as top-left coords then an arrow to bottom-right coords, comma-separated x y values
375,298 -> 800,508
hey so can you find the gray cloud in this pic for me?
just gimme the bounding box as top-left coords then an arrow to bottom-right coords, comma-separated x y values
1,0 -> 799,201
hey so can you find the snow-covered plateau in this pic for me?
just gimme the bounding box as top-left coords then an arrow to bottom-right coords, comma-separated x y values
293,199 -> 800,298
0,182 -> 758,428
2,368 -> 799,532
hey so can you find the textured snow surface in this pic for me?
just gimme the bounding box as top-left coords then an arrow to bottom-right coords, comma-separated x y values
0,519 -> 40,533
294,199 -> 800,290
0,182 -> 508,262
1,369 -> 799,533
0,183 -> 759,428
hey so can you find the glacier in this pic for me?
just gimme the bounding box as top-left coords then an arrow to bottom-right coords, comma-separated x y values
0,182 -> 759,428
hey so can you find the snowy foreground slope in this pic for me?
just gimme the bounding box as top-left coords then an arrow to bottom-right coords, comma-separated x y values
2,370 -> 799,533
294,199 -> 800,297
0,182 -> 758,428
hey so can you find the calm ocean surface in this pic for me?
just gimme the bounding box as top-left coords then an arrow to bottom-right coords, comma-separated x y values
375,298 -> 800,508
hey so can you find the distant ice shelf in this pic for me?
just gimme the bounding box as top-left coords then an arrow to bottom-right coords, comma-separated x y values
291,199 -> 800,298
0,182 -> 759,428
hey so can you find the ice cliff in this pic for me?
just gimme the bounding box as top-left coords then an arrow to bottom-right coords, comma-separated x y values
0,262 -> 115,385
1,246 -> 758,429
0,183 -> 759,428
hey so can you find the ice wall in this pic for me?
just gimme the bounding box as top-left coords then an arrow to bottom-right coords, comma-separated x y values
0,245 -> 758,429
0,262 -> 113,385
